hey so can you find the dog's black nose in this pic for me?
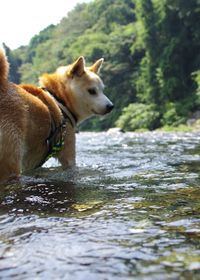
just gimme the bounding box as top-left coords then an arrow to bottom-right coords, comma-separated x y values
106,103 -> 114,112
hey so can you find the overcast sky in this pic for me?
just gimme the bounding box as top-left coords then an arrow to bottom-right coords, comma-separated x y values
0,0 -> 91,49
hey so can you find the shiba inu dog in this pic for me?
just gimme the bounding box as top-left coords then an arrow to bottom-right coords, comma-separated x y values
0,49 -> 113,182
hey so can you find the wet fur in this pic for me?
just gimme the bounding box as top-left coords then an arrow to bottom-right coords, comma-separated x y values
0,49 -> 113,182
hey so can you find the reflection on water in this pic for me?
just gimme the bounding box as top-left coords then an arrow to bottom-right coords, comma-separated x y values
1,132 -> 200,279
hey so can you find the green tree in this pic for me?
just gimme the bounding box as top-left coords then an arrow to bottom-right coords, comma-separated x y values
10,0 -> 200,131
130,0 -> 200,128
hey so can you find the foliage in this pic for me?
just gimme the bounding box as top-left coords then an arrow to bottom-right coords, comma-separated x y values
116,103 -> 160,131
193,71 -> 200,105
134,0 -> 200,127
7,0 -> 200,131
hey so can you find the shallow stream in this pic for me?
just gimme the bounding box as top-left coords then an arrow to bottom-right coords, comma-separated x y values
1,132 -> 200,279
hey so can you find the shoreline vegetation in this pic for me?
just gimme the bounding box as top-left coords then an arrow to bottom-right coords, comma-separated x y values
115,109 -> 200,133
4,0 -> 200,132
110,122 -> 200,133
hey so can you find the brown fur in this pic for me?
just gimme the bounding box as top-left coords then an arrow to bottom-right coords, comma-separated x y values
0,49 -> 9,86
0,50 -> 113,183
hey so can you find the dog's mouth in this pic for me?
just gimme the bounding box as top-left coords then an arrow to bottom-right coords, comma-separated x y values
92,104 -> 114,116
92,109 -> 106,116
92,109 -> 101,115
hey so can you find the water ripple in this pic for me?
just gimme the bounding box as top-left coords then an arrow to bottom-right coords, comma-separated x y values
1,132 -> 200,279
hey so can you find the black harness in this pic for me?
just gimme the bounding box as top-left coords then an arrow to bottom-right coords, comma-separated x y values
37,89 -> 77,167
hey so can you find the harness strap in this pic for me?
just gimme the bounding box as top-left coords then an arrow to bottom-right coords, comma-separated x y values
36,87 -> 77,167
51,96 -> 77,128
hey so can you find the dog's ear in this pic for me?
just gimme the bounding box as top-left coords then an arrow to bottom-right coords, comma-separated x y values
70,56 -> 85,77
90,58 -> 104,74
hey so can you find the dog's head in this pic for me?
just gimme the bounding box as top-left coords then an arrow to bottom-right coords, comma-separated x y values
56,57 -> 114,123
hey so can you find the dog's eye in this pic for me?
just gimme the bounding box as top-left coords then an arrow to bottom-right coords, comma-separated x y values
88,88 -> 97,95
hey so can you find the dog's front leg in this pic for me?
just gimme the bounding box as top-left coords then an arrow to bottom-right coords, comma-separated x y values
58,121 -> 76,168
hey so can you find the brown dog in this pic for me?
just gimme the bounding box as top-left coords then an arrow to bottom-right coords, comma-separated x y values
0,49 -> 113,182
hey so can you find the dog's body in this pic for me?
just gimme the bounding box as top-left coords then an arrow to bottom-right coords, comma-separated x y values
0,50 -> 113,182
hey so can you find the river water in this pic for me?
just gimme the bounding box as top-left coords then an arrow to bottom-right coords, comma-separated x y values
1,131 -> 200,279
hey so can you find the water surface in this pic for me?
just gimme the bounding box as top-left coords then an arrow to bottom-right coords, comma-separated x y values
1,132 -> 200,279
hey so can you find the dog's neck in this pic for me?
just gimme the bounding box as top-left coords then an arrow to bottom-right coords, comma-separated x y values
42,87 -> 77,127
40,73 -> 79,123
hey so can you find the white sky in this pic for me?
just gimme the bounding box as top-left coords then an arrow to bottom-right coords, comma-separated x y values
0,0 -> 91,50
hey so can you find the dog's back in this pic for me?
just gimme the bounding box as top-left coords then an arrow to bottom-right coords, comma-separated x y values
0,50 -> 56,181
0,50 -> 27,181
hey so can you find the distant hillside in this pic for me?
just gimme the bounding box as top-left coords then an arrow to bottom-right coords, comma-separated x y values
7,0 -> 200,131
9,0 -> 135,130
